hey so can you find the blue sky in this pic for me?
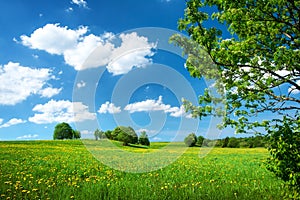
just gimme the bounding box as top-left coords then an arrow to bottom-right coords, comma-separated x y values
0,0 -> 252,141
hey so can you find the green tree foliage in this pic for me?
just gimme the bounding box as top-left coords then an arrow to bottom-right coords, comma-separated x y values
222,137 -> 230,148
53,122 -> 76,140
73,130 -> 81,139
94,129 -> 104,140
227,137 -> 240,148
104,130 -> 112,139
170,0 -> 300,194
184,133 -> 197,147
112,126 -> 138,146
196,135 -> 205,147
171,0 -> 300,133
266,121 -> 300,198
139,131 -> 150,146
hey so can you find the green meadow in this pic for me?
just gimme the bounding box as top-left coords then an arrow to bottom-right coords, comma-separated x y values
0,140 -> 287,199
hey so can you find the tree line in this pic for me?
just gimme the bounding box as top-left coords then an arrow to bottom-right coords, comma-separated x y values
94,126 -> 150,146
184,133 -> 266,148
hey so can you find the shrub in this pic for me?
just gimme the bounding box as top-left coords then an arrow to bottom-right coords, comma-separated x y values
139,131 -> 150,146
184,133 -> 197,147
196,136 -> 205,147
227,137 -> 240,148
266,122 -> 300,198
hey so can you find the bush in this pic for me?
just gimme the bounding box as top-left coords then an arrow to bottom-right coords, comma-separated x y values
227,137 -> 240,148
266,122 -> 300,198
222,137 -> 230,148
196,136 -> 205,147
112,126 -> 138,146
184,133 -> 197,147
139,131 -> 150,146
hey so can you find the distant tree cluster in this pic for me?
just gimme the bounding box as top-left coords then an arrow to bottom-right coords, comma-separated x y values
94,126 -> 150,146
184,134 -> 266,148
53,122 -> 81,140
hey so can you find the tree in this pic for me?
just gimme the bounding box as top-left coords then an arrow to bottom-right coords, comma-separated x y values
73,130 -> 81,139
184,133 -> 197,147
266,123 -> 300,198
53,122 -> 74,140
139,131 -> 150,146
104,130 -> 112,139
94,129 -> 104,140
112,126 -> 138,146
170,0 -> 300,195
227,137 -> 240,148
196,135 -> 205,147
222,137 -> 230,148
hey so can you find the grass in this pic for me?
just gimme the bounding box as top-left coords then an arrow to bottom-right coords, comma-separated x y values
0,140 -> 287,199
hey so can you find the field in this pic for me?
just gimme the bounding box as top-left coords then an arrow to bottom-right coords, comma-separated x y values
0,140 -> 287,200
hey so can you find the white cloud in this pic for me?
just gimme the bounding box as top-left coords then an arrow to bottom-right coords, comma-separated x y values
107,32 -> 156,75
64,34 -> 113,70
0,118 -> 3,124
29,100 -> 96,124
0,62 -> 60,105
71,0 -> 88,8
124,96 -> 170,113
17,134 -> 39,140
20,23 -> 88,55
76,80 -> 86,88
288,80 -> 300,94
20,24 -> 156,74
0,118 -> 26,128
81,130 -> 92,135
32,54 -> 39,59
66,7 -> 74,12
124,96 -> 190,118
38,87 -> 62,98
168,105 -> 186,117
98,102 -> 121,114
152,137 -> 162,141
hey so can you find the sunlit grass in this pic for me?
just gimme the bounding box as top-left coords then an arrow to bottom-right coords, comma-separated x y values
0,140 -> 286,199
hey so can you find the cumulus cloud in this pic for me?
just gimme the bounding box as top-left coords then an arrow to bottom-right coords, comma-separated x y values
20,24 -> 88,55
124,96 -> 170,113
29,100 -> 96,124
98,102 -> 121,114
76,80 -> 86,88
71,0 -> 88,8
38,87 -> 62,98
288,80 -> 300,94
17,134 -> 39,140
124,96 -> 190,118
107,32 -> 156,75
20,24 -> 156,74
81,130 -> 92,135
0,62 -> 60,105
0,118 -> 26,128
